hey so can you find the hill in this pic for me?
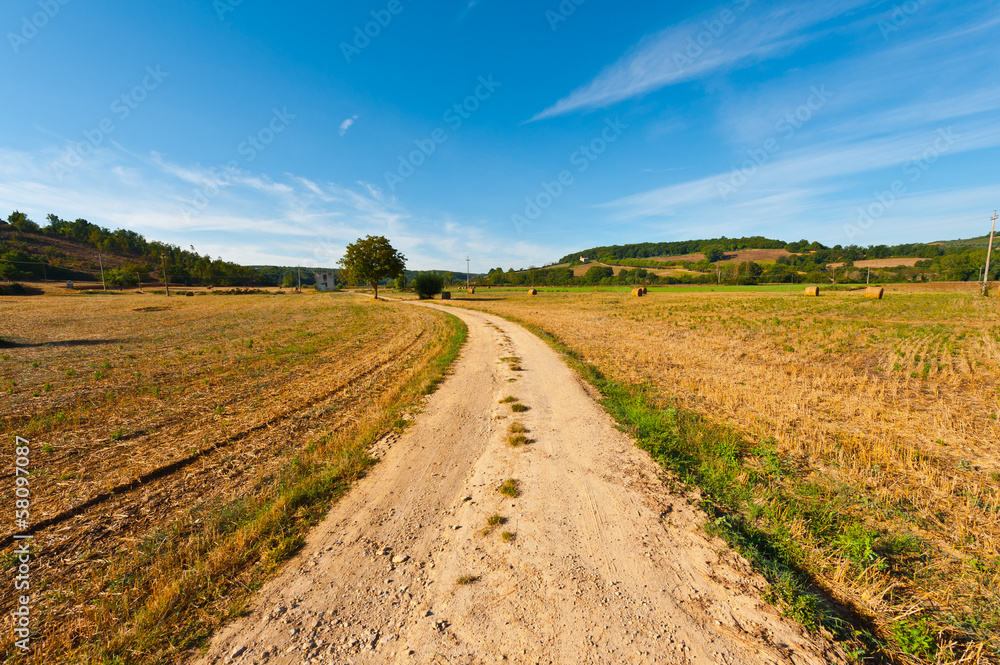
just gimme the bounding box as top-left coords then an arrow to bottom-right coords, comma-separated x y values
1,211 -> 266,287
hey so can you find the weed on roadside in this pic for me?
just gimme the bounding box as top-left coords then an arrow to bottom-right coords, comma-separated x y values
498,479 -> 520,498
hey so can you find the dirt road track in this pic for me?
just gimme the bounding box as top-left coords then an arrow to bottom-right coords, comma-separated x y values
195,303 -> 845,664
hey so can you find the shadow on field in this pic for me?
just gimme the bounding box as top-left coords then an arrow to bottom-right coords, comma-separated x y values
0,338 -> 126,348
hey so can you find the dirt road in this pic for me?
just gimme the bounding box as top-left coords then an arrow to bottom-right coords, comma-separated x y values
195,304 -> 844,664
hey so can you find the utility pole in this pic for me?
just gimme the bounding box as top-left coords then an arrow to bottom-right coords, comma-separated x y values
466,257 -> 470,289
867,267 -> 871,285
161,254 -> 170,297
97,253 -> 106,291
297,266 -> 301,292
983,210 -> 997,297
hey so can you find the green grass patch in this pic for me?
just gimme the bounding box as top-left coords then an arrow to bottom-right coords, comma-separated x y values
498,479 -> 520,498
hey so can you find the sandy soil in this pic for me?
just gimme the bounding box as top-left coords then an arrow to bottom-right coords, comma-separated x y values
193,304 -> 845,665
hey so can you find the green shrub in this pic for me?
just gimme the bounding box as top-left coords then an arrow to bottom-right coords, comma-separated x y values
412,272 -> 444,299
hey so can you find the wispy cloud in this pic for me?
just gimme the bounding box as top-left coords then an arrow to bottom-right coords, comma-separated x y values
532,0 -> 877,121
338,115 -> 358,137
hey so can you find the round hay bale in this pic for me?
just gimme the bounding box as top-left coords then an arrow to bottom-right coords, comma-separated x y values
527,288 -> 537,296
467,287 -> 475,294
441,291 -> 451,300
864,286 -> 884,300
803,286 -> 820,296
631,288 -> 644,297
185,291 -> 194,297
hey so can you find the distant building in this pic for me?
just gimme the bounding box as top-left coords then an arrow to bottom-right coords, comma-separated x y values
580,256 -> 589,263
315,271 -> 338,291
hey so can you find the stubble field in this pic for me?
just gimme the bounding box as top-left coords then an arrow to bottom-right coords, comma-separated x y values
443,285 -> 1000,663
0,289 -> 463,663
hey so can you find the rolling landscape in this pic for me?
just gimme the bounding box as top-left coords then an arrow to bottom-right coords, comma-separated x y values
2,1 -> 1000,664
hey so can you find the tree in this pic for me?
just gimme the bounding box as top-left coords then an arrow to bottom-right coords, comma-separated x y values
412,272 -> 444,299
337,235 -> 406,300
583,265 -> 613,284
704,246 -> 725,263
106,268 -> 139,289
0,261 -> 18,283
8,211 -> 39,233
394,273 -> 407,290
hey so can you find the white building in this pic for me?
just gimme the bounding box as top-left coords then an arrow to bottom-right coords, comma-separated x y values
315,271 -> 338,291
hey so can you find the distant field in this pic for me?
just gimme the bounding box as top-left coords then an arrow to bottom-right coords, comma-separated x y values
0,290 -> 461,662
627,248 -> 794,264
829,257 -> 924,269
444,286 -> 1000,662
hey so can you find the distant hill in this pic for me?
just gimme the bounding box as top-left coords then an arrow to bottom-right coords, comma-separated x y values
0,212 -> 275,287
933,235 -> 992,249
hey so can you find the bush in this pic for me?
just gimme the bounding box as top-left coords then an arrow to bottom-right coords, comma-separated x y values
412,272 -> 444,299
704,246 -> 725,263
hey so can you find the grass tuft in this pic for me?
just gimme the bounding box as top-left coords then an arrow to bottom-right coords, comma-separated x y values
498,479 -> 520,498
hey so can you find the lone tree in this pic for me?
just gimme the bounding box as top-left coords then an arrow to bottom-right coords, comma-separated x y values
338,235 -> 406,300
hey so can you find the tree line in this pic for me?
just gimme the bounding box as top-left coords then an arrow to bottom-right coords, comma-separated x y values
0,211 -> 304,287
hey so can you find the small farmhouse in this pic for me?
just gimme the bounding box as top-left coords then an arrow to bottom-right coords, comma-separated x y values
314,271 -> 338,291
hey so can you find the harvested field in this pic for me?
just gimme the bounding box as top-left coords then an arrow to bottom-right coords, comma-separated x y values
830,258 -> 924,269
0,290 -> 461,663
444,288 -> 1000,663
640,248 -> 794,264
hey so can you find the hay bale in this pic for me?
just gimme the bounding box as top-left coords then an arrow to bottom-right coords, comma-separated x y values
441,291 -> 451,300
641,287 -> 648,295
631,288 -> 644,297
527,288 -> 537,296
467,287 -> 475,294
865,286 -> 884,300
186,291 -> 195,297
804,286 -> 820,296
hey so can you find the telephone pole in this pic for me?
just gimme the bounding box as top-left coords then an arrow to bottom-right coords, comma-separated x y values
466,257 -> 470,289
983,210 -> 997,297
97,253 -> 106,291
297,266 -> 301,292
161,254 -> 170,297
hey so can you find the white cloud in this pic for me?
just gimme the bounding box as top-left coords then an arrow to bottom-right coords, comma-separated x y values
532,0 -> 876,121
338,115 -> 358,137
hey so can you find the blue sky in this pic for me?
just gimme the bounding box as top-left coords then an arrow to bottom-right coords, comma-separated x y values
1,0 -> 998,271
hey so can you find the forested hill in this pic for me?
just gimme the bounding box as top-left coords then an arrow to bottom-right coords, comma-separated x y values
560,235 -> 986,264
0,211 -> 323,287
559,237 -> 786,263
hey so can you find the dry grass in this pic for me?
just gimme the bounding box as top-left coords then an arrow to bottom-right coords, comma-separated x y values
0,290 -> 461,663
507,423 -> 530,447
498,479 -> 520,498
448,288 -> 1000,663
